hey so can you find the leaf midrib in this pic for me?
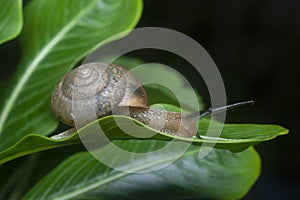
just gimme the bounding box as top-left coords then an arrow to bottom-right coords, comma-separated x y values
0,1 -> 97,134
52,149 -> 199,200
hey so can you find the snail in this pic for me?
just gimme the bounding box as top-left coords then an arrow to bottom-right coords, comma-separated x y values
51,62 -> 253,138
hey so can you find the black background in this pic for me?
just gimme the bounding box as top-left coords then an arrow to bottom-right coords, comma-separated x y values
136,0 -> 300,199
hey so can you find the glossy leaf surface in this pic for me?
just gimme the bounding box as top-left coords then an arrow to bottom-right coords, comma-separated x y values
0,113 -> 288,165
0,0 -> 22,44
22,140 -> 261,200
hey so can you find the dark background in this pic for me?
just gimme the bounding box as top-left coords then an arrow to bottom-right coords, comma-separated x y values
137,0 -> 299,199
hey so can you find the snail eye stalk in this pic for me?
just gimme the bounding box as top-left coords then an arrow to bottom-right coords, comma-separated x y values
185,100 -> 254,120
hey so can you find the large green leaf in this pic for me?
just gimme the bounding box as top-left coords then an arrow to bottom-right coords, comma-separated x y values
0,0 -> 22,44
0,113 -> 288,165
0,0 -> 143,151
22,140 -> 261,200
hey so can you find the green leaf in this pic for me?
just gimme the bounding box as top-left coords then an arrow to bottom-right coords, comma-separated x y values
197,118 -> 289,151
0,0 -> 23,44
0,132 -> 80,165
22,140 -> 261,200
0,0 -> 143,151
0,112 -> 288,165
0,155 -> 40,200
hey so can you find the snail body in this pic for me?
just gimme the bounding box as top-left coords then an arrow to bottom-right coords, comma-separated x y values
51,62 -> 254,138
51,62 -> 197,137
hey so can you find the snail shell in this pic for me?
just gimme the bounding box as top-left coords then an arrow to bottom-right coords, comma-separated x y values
51,62 -> 197,137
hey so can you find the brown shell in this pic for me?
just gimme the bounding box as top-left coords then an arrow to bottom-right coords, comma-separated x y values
51,62 -> 148,127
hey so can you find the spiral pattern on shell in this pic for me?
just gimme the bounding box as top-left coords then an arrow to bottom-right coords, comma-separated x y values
51,62 -> 147,127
